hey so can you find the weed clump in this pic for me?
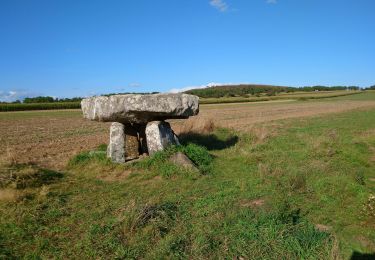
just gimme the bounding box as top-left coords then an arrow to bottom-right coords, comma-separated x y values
354,171 -> 365,185
131,202 -> 178,232
68,149 -> 109,167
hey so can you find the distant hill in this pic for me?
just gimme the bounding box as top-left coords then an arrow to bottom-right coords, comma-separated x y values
184,84 -> 359,98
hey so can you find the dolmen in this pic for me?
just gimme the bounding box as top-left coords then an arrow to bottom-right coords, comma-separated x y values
81,93 -> 199,163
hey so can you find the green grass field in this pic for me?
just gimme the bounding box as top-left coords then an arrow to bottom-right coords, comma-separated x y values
1,93 -> 375,259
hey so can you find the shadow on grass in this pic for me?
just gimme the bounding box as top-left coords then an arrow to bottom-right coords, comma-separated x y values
179,132 -> 239,151
0,163 -> 64,189
351,251 -> 375,260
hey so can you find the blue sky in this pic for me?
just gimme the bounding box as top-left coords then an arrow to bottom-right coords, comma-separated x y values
0,0 -> 374,101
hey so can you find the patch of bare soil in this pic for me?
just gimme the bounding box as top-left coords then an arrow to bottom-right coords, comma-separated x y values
0,112 -> 109,170
172,100 -> 375,132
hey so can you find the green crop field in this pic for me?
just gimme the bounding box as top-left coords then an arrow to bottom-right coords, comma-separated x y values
0,102 -> 81,112
0,92 -> 375,259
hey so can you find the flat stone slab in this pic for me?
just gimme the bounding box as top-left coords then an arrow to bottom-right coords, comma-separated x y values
81,93 -> 199,124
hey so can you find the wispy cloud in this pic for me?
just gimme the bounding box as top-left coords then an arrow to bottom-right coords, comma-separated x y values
209,0 -> 228,12
266,0 -> 277,4
128,83 -> 141,88
0,89 -> 39,102
169,82 -> 231,93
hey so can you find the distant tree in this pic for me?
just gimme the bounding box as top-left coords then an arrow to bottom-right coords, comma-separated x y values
266,89 -> 276,96
24,96 -> 55,103
56,97 -> 83,102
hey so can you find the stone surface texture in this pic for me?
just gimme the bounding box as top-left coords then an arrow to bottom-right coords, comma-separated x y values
81,93 -> 199,124
145,121 -> 180,155
169,152 -> 198,171
107,122 -> 125,163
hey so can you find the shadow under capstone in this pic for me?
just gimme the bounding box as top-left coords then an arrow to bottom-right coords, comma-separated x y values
350,251 -> 375,260
178,132 -> 239,151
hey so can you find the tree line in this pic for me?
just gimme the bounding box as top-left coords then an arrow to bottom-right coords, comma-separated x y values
0,92 -> 161,104
0,96 -> 83,104
185,84 -> 362,98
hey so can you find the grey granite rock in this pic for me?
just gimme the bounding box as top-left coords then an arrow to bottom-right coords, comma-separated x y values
169,152 -> 198,171
107,122 -> 126,163
145,121 -> 180,155
81,93 -> 199,124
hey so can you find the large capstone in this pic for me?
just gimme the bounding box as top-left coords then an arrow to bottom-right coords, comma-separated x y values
145,121 -> 180,155
107,122 -> 126,163
81,93 -> 199,124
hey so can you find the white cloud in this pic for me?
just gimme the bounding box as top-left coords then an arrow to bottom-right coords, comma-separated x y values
0,89 -> 39,102
169,82 -> 229,93
128,83 -> 141,88
209,0 -> 228,12
266,0 -> 277,4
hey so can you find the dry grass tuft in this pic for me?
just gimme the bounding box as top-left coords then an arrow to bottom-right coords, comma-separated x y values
248,125 -> 272,144
240,198 -> 266,208
0,188 -> 18,202
126,202 -> 178,234
314,224 -> 332,232
329,235 -> 342,260
98,169 -> 133,182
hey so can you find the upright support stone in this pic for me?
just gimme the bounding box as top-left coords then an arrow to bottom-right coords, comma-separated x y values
107,122 -> 125,163
145,121 -> 180,155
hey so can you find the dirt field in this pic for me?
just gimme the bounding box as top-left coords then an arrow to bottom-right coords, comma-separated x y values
1,95 -> 375,170
176,98 -> 375,131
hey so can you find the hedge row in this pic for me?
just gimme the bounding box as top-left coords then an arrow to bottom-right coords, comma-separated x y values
0,102 -> 81,112
185,84 -> 360,98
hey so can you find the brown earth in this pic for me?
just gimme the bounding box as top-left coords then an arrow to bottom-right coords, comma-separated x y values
0,110 -> 109,170
1,99 -> 375,170
173,99 -> 375,132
